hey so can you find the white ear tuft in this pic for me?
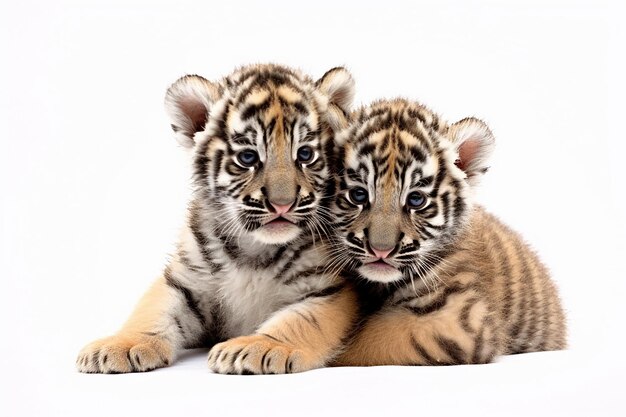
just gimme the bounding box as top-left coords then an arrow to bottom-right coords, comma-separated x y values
448,117 -> 495,186
165,75 -> 220,148
316,67 -> 355,131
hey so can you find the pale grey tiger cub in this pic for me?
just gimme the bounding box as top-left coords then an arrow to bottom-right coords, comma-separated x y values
76,64 -> 360,374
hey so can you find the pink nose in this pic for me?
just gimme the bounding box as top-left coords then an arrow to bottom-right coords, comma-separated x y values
372,247 -> 393,259
271,202 -> 293,215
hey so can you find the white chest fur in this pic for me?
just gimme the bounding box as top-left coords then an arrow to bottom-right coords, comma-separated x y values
216,264 -> 298,336
173,223 -> 331,339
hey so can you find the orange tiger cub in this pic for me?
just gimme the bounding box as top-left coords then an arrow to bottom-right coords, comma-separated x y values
76,64 -> 360,374
329,98 -> 566,365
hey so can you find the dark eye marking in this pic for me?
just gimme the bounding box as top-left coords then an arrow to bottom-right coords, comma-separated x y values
417,176 -> 434,187
298,129 -> 320,144
231,133 -> 254,146
346,168 -> 363,183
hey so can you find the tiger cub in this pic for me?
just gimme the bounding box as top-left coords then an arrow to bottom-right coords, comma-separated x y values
329,98 -> 566,366
76,64 -> 360,374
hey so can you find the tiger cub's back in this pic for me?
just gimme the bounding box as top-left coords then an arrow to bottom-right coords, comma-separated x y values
464,207 -> 567,354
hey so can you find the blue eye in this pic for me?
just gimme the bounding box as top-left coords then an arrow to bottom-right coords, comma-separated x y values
407,191 -> 427,209
297,146 -> 314,163
349,187 -> 368,204
237,150 -> 259,167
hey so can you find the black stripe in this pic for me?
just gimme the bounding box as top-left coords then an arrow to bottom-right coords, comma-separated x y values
275,239 -> 315,281
484,315 -> 499,358
217,232 -> 240,259
256,245 -> 288,269
489,230 -> 513,321
240,97 -> 272,121
307,311 -> 320,329
409,334 -> 436,365
430,154 -> 447,196
409,146 -> 426,162
230,348 -> 244,368
127,351 -> 136,372
523,253 -> 540,351
404,284 -> 465,316
417,175 -> 433,187
188,206 -> 221,273
515,242 -> 534,352
459,298 -> 480,333
192,101 -> 229,188
283,266 -> 322,285
260,349 -> 271,373
452,193 -> 466,227
298,284 -> 345,302
212,150 -> 224,182
536,265 -> 549,351
200,301 -> 225,349
508,241 -> 529,350
440,191 -> 450,225
173,315 -> 186,339
472,327 -> 485,363
436,335 -> 466,364
164,269 -> 206,329
293,310 -> 321,330
357,142 -> 376,156
259,333 -> 283,343
266,117 -> 277,139
407,107 -> 427,126
231,131 -> 255,145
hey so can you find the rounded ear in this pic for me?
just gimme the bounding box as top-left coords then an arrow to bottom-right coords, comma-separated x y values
316,67 -> 355,131
165,75 -> 220,148
448,117 -> 495,186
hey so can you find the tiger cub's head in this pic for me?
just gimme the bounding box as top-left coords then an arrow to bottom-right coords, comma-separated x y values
332,98 -> 494,283
165,64 -> 354,245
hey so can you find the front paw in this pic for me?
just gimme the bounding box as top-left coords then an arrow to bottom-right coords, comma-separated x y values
76,333 -> 172,374
207,334 -> 315,375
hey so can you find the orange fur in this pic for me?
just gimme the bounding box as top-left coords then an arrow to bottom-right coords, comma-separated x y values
209,284 -> 359,373
334,208 -> 567,366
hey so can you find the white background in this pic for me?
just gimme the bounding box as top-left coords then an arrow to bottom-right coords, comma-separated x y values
1,0 -> 625,416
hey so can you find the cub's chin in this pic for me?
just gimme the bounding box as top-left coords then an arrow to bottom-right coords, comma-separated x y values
251,219 -> 301,245
357,261 -> 403,283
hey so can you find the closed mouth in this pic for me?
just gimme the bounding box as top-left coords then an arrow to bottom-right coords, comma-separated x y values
362,259 -> 398,271
265,216 -> 295,225
356,258 -> 403,283
364,258 -> 392,266
262,216 -> 298,230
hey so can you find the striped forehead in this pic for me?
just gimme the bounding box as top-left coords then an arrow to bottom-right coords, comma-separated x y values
225,81 -> 319,148
347,124 -> 437,185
